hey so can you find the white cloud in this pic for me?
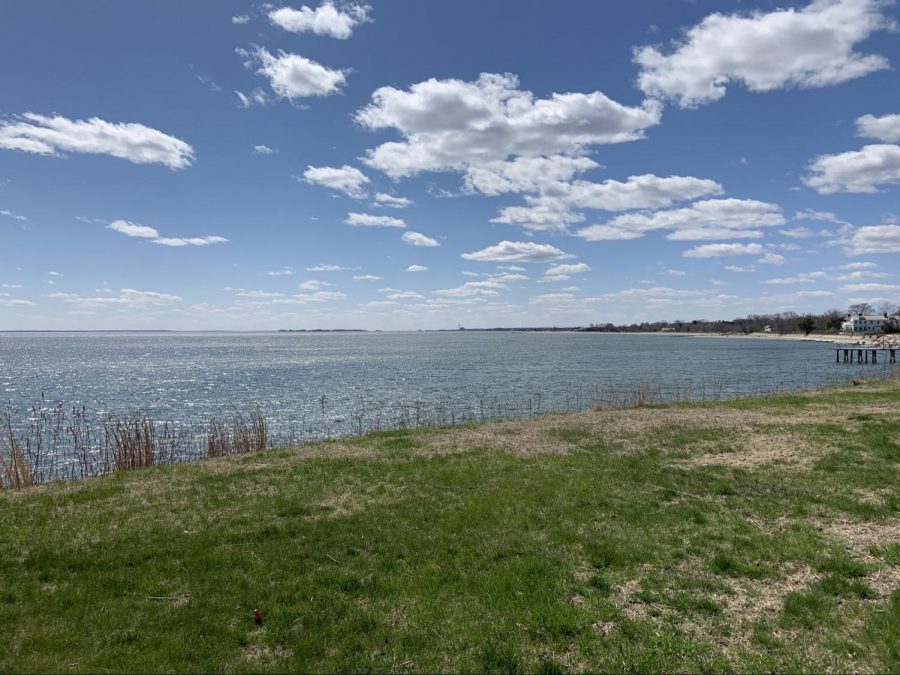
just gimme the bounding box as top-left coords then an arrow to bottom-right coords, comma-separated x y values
840,282 -> 900,293
405,265 -> 428,272
235,290 -> 286,299
253,144 -> 277,155
0,297 -> 35,307
764,272 -> 827,284
541,262 -> 591,282
634,0 -> 893,107
856,112 -> 900,142
596,286 -> 705,302
794,208 -> 850,225
0,113 -> 194,169
108,219 -> 227,247
267,266 -> 294,276
356,73 -> 661,178
402,231 -> 439,247
804,144 -> 900,193
298,279 -> 332,290
724,264 -> 755,272
373,193 -> 412,208
491,200 -> 584,232
383,291 -> 423,300
306,264 -> 347,272
50,288 -> 182,309
345,212 -> 406,228
780,227 -> 816,238
491,174 -> 723,233
232,14 -> 250,24
303,165 -> 369,198
848,224 -> 900,254
461,240 -> 573,263
578,198 -> 784,241
1,208 -> 29,223
434,282 -> 501,298
248,47 -> 348,100
464,155 -> 600,195
758,252 -> 786,265
353,274 -> 382,280
108,219 -> 158,238
683,242 -> 764,258
840,261 -> 878,270
152,236 -> 228,247
530,292 -> 578,305
268,2 -> 370,39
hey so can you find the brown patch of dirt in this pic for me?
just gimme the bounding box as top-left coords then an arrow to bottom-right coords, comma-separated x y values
714,565 -> 821,626
824,518 -> 900,552
686,432 -> 825,469
240,644 -> 292,663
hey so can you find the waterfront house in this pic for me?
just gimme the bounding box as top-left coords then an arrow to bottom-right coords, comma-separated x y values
841,314 -> 891,334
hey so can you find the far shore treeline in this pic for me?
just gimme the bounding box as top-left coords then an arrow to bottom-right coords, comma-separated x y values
582,303 -> 900,335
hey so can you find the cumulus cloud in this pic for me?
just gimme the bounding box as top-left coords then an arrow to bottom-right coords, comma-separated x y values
306,264 -> 348,272
353,274 -> 382,280
247,47 -> 348,100
303,165 -> 369,198
373,193 -> 412,208
232,14 -> 250,24
152,236 -> 228,247
464,155 -> 601,195
541,262 -> 591,282
405,264 -> 428,272
298,279 -> 332,290
49,288 -> 183,309
759,252 -> 786,265
491,174 -> 723,232
108,219 -> 158,238
461,240 -> 573,263
1,208 -> 29,223
683,242 -> 764,258
765,272 -> 827,284
578,198 -> 784,241
491,201 -> 585,232
356,73 -> 661,178
0,113 -> 194,169
402,231 -> 439,247
345,212 -> 406,227
848,224 -> 900,254
856,112 -> 900,142
253,144 -> 277,155
634,0 -> 893,107
804,144 -> 900,193
268,2 -> 371,39
108,219 -> 227,247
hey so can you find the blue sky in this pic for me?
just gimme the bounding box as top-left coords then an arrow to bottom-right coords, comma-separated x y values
1,0 -> 899,330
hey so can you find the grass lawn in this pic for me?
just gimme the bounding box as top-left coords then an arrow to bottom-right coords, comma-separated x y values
1,379 -> 898,673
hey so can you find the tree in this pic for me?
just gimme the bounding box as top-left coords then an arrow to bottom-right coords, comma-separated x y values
849,302 -> 873,317
824,310 -> 845,332
877,301 -> 898,317
798,316 -> 816,336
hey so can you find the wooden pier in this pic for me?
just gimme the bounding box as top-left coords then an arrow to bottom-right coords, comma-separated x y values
834,347 -> 897,364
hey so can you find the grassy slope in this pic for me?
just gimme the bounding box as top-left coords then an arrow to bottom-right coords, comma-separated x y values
1,381 -> 898,673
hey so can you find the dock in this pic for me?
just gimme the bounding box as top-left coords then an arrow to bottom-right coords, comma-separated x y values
834,347 -> 897,364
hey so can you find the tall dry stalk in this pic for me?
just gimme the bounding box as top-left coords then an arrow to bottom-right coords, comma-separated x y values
205,409 -> 267,457
0,432 -> 33,489
107,415 -> 157,471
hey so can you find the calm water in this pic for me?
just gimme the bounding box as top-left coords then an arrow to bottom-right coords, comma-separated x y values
1,331 -> 889,442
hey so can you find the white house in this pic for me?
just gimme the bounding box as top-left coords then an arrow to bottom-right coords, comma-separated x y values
841,314 -> 891,333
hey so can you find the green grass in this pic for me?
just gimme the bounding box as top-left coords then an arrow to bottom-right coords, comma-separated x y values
1,379 -> 899,672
